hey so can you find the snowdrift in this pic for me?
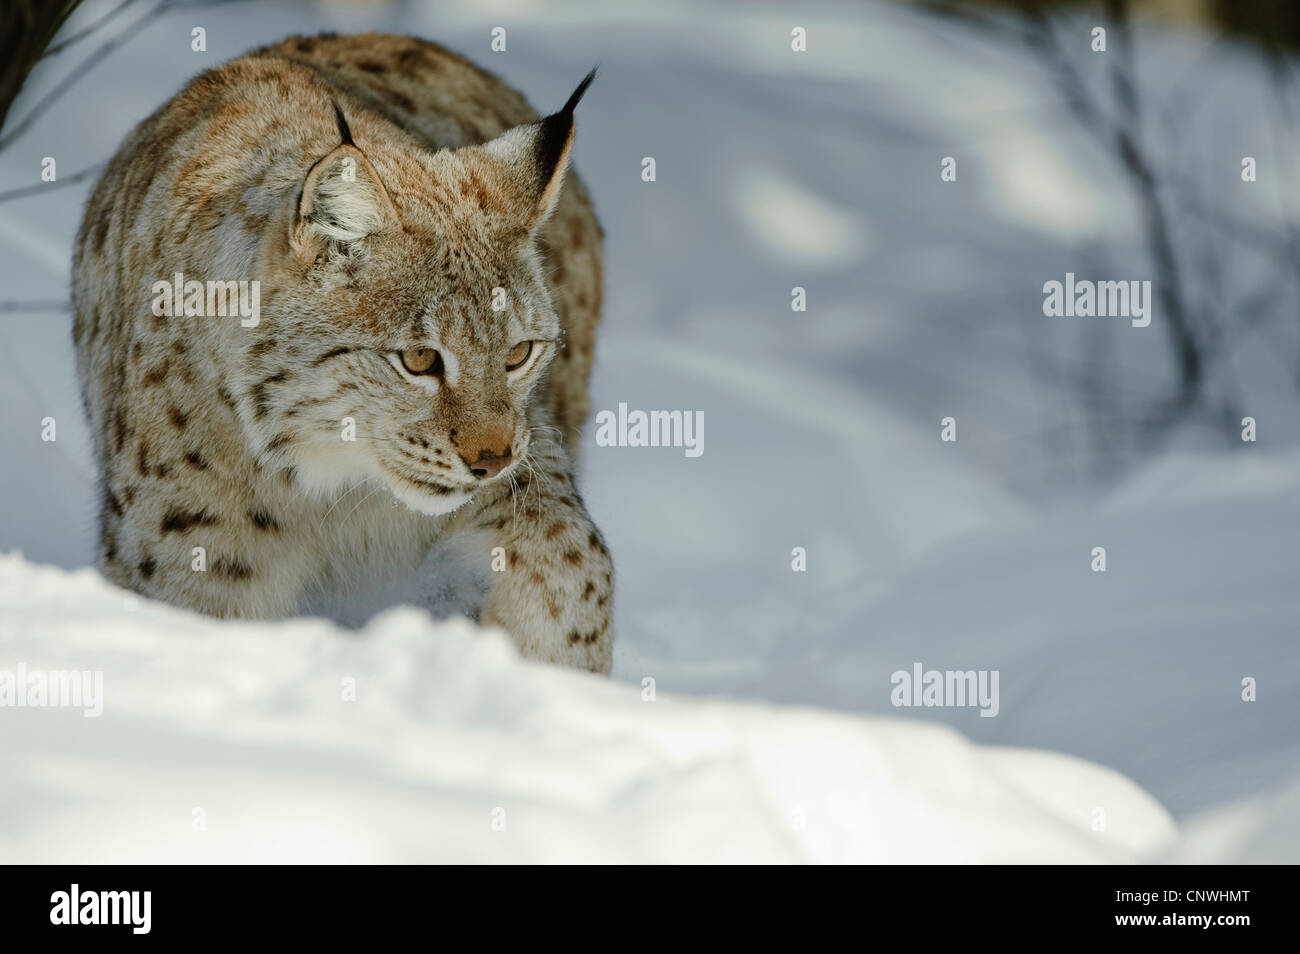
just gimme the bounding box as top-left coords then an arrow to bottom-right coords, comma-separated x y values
0,553 -> 1176,864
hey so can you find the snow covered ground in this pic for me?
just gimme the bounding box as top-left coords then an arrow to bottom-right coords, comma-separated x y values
1,0 -> 1297,862
0,553 -> 1181,863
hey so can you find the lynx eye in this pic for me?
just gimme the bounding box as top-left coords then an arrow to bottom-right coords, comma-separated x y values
505,340 -> 533,372
400,347 -> 442,376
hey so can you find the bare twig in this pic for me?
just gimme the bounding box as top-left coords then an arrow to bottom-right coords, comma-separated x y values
0,0 -> 84,132
42,0 -> 139,58
0,0 -> 170,150
0,299 -> 72,313
0,161 -> 106,204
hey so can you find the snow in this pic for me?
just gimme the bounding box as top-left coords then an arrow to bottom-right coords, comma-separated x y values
0,553 -> 1178,863
1,0 -> 1297,862
1170,772 -> 1300,864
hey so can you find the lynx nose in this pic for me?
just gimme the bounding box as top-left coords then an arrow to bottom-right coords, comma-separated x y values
463,446 -> 512,480
455,417 -> 515,480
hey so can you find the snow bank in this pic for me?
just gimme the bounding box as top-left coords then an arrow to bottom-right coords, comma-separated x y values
1168,772 -> 1300,864
0,554 -> 1173,864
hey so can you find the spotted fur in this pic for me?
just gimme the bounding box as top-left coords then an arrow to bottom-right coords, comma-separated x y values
72,33 -> 613,672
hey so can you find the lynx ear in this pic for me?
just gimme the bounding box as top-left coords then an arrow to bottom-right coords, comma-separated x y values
294,106 -> 396,253
483,68 -> 595,229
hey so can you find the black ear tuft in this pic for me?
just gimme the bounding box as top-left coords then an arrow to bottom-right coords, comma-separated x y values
560,67 -> 597,117
535,67 -> 597,185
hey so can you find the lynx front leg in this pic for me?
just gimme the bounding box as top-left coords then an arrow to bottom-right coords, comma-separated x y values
462,450 -> 614,673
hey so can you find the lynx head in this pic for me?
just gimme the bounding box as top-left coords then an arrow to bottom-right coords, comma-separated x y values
246,71 -> 595,515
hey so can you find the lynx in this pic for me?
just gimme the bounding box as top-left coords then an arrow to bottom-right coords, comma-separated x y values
71,33 -> 613,672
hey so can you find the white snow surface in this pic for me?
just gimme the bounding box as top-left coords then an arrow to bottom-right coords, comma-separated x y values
1,0 -> 1297,862
1,553 -> 1178,864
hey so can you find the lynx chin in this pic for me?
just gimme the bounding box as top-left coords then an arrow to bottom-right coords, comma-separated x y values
72,33 -> 614,672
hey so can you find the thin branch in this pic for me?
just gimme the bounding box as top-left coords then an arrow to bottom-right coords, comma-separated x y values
0,0 -> 169,150
0,0 -> 84,131
0,160 -> 106,203
0,299 -> 72,313
42,0 -> 139,58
